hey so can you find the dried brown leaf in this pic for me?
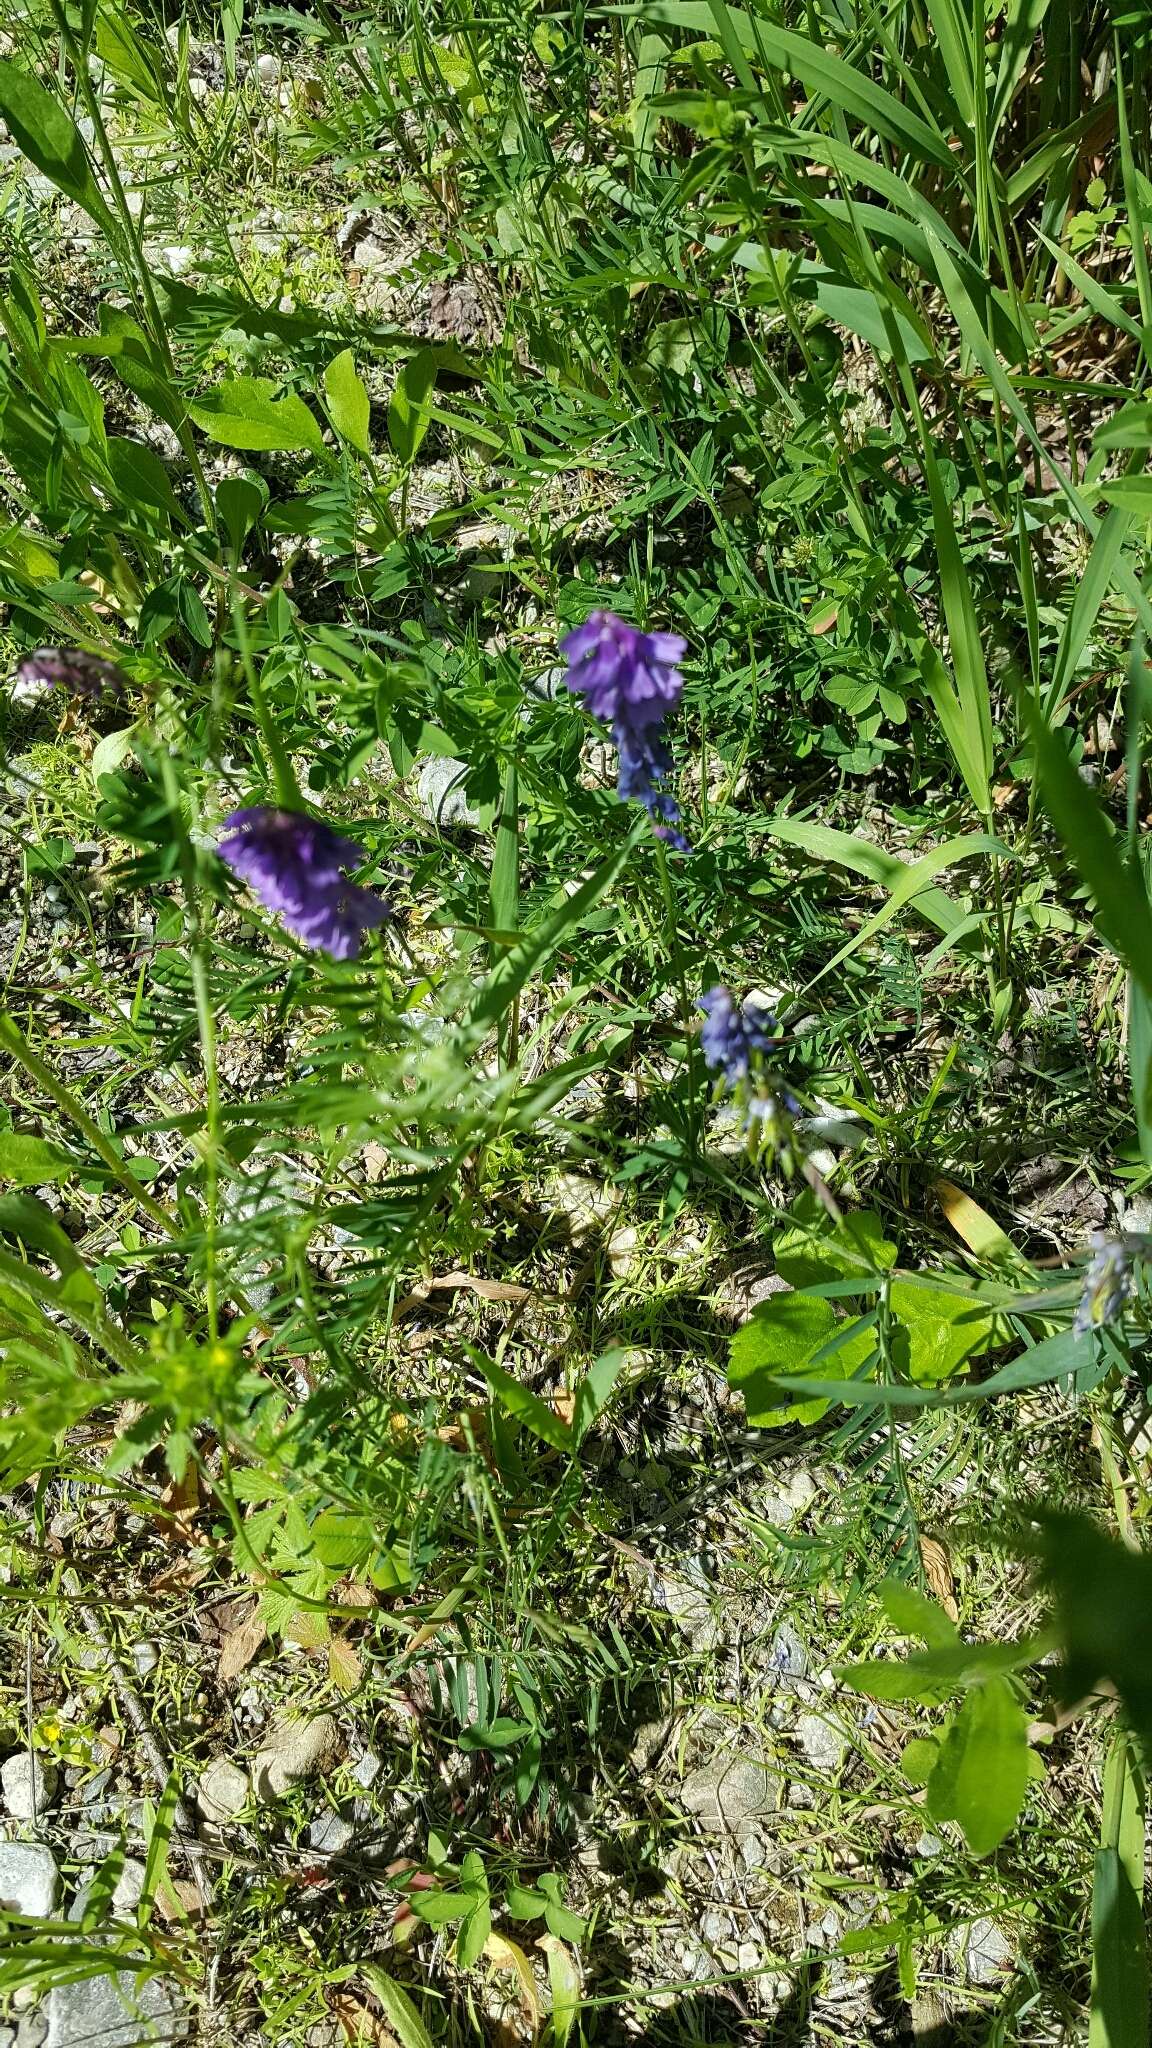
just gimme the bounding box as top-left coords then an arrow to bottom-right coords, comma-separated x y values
919,1535 -> 959,1622
217,1604 -> 269,1684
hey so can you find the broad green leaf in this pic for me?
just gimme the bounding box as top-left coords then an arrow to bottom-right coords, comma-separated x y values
539,1936 -> 580,2046
359,1969 -> 434,2048
457,1893 -> 492,1968
323,348 -> 371,456
880,1582 -> 959,1649
925,1677 -> 1030,1856
1036,1513 -> 1152,1755
728,1293 -> 875,1426
216,474 -> 267,555
889,1279 -> 994,1384
901,1736 -> 940,1787
632,32 -> 670,165
773,1202 -> 897,1288
106,437 -> 186,524
190,377 -> 324,455
0,61 -> 115,231
843,1636 -> 1043,1705
0,1134 -> 77,1186
388,348 -> 438,465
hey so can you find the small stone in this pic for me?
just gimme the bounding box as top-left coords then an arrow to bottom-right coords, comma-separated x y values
607,1224 -> 640,1277
43,1973 -> 185,2047
415,754 -> 483,831
768,1620 -> 808,1685
307,1810 -> 353,1855
111,1858 -> 147,1914
964,1917 -> 1015,1987
252,1714 -> 341,1800
2,1752 -> 58,1820
351,1750 -> 382,1791
0,1841 -> 59,1917
701,1908 -> 732,1945
16,2017 -> 46,2048
196,1758 -> 249,1826
255,53 -> 281,85
794,1710 -> 849,1775
737,1941 -> 760,1974
159,246 -> 196,277
915,1830 -> 944,1858
681,1753 -> 778,1843
131,1640 -> 159,1679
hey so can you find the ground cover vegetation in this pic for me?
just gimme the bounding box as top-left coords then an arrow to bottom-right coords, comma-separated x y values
0,0 -> 1151,2041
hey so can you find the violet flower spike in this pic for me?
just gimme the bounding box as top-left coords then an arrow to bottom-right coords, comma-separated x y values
699,985 -> 780,1087
13,646 -> 128,704
561,610 -> 689,849
218,806 -> 389,961
1074,1232 -> 1136,1337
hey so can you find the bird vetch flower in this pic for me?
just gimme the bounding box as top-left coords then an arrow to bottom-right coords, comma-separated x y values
1074,1232 -> 1137,1337
13,647 -> 128,705
218,806 -> 389,961
561,610 -> 689,848
699,985 -> 798,1142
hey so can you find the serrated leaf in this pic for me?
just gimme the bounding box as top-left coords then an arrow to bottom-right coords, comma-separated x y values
926,1677 -> 1030,1856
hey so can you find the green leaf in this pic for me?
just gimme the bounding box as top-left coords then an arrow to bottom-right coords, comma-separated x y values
388,348 -> 438,465
475,1352 -> 572,1452
844,1636 -> 1043,1705
889,1279 -> 994,1384
457,1894 -> 492,1969
901,1736 -> 940,1787
1035,1513 -> 1152,1755
323,349 -> 372,456
728,1293 -> 875,1426
358,1970 -> 434,2048
1019,693 -> 1152,1004
925,1677 -> 1030,1856
880,1582 -> 959,1649
105,437 -> 185,524
1090,1730 -> 1148,2048
572,1347 -> 631,1445
540,1936 -> 580,2045
216,474 -> 268,556
190,377 -> 324,455
0,61 -> 115,230
0,1134 -> 77,1186
773,1202 -> 897,1288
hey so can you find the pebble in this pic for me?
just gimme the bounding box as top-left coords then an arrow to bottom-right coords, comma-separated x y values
307,1810 -> 354,1855
256,54 -> 282,86
111,1858 -> 147,1915
131,1640 -> 159,1679
43,1972 -> 185,2047
963,1917 -> 1015,1986
681,1754 -> 778,1844
794,1710 -> 849,1775
2,1752 -> 58,1820
196,1758 -> 249,1826
0,1841 -> 59,1917
252,1714 -> 341,1800
159,246 -> 196,277
415,754 -> 483,831
17,2018 -> 47,2048
351,1750 -> 382,1791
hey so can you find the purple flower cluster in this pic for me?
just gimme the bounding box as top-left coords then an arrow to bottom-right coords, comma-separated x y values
13,646 -> 128,703
561,611 -> 688,848
1074,1232 -> 1136,1337
699,985 -> 780,1087
218,807 -> 389,961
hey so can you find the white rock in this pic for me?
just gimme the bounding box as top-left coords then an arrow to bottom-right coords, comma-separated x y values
0,1840 -> 59,1917
964,1917 -> 1015,1987
681,1754 -> 778,1842
2,1752 -> 57,1820
794,1710 -> 849,1775
308,1810 -> 353,1855
159,246 -> 196,277
607,1224 -> 640,1277
252,1715 -> 341,1800
196,1758 -> 249,1825
415,754 -> 482,831
255,53 -> 281,86
44,1972 -> 185,2047
111,1858 -> 147,1915
131,1640 -> 159,1679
